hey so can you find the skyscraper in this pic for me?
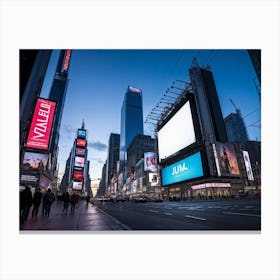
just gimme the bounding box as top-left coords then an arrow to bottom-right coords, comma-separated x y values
119,86 -> 144,179
106,133 -> 120,192
224,112 -> 249,148
189,59 -> 228,144
48,50 -> 72,176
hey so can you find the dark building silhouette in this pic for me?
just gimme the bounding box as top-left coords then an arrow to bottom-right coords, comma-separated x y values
106,133 -> 120,193
97,161 -> 107,196
189,59 -> 228,144
48,50 -> 72,177
248,50 -> 261,85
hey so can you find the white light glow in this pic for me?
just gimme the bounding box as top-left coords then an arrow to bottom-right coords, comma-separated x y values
158,101 -> 196,162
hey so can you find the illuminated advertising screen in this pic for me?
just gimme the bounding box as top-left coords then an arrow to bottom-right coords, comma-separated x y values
20,173 -> 39,186
73,181 -> 83,190
144,152 -> 157,172
26,98 -> 56,150
75,148 -> 85,156
158,101 -> 196,162
161,152 -> 204,186
74,156 -> 85,168
73,170 -> 84,181
149,172 -> 159,186
76,138 -> 86,147
22,151 -> 48,171
216,142 -> 240,176
62,50 -> 72,72
243,151 -> 254,181
77,129 -> 86,139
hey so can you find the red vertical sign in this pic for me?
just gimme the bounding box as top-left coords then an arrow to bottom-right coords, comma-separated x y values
26,98 -> 56,150
62,50 -> 72,72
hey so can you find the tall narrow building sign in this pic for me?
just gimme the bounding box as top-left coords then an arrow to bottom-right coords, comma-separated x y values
26,98 -> 56,150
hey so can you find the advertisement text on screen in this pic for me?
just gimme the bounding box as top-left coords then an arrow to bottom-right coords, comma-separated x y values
26,98 -> 56,150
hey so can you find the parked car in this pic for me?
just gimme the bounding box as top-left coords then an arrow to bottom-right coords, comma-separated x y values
131,196 -> 148,203
116,196 -> 127,202
237,191 -> 248,198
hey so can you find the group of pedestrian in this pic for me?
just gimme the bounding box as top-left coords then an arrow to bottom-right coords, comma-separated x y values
20,186 -> 81,228
61,191 -> 79,215
20,186 -> 55,227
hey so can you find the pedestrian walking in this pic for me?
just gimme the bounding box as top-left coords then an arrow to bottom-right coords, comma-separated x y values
42,188 -> 55,216
31,188 -> 42,218
62,191 -> 70,215
86,195 -> 90,206
70,192 -> 79,214
20,186 -> 33,225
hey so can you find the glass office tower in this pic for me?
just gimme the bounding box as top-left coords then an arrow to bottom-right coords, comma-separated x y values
119,86 -> 144,179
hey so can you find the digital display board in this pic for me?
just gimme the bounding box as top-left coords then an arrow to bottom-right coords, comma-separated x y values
144,152 -> 157,172
243,151 -> 254,181
22,151 -> 48,171
73,170 -> 84,181
158,101 -> 196,162
148,172 -> 159,186
77,129 -> 86,139
76,138 -> 86,147
216,142 -> 240,176
74,156 -> 85,168
26,98 -> 56,150
73,181 -> 83,190
161,152 -> 204,186
75,148 -> 85,156
62,50 -> 71,72
20,173 -> 39,186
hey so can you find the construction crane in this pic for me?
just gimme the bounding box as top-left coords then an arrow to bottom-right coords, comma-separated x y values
229,98 -> 241,115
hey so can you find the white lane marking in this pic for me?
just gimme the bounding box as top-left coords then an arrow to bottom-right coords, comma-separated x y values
164,212 -> 173,216
222,212 -> 261,217
185,215 -> 207,221
96,207 -> 131,230
149,210 -> 159,213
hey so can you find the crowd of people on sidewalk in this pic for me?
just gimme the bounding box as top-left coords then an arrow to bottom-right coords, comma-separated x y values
20,186 -> 83,228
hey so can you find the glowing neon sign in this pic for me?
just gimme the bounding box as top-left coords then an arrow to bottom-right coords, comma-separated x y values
26,98 -> 56,150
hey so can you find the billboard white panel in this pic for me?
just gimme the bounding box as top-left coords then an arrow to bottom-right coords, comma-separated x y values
157,101 -> 196,162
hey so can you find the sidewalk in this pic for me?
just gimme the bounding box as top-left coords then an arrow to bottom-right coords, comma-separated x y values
20,200 -> 130,231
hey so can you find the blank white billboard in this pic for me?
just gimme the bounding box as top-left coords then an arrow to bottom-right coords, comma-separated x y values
158,101 -> 196,162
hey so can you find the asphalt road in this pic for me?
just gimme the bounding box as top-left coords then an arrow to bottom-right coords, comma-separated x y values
95,197 -> 261,231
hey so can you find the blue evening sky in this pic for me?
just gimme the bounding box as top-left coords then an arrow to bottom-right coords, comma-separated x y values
40,49 -> 260,180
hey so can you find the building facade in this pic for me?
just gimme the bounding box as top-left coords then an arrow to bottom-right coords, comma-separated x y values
224,112 -> 249,149
119,86 -> 144,179
105,133 -> 120,193
59,122 -> 89,193
126,134 -> 156,195
48,50 -> 72,177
